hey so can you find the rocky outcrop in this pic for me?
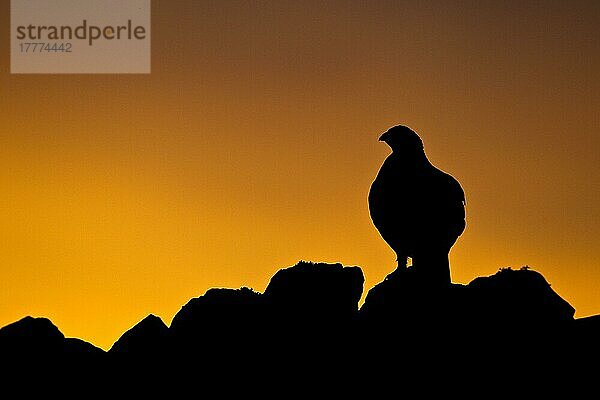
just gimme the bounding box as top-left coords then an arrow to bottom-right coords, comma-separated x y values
263,261 -> 364,326
109,314 -> 169,358
0,261 -> 595,379
0,316 -> 104,367
361,266 -> 574,327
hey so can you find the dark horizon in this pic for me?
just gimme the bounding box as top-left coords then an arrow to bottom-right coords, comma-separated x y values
1,260 -> 591,355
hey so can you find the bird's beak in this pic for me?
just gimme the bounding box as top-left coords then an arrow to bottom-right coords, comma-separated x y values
378,132 -> 388,142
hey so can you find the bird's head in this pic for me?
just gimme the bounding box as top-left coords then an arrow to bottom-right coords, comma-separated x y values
379,125 -> 424,153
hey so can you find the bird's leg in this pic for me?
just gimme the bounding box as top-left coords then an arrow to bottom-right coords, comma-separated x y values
414,252 -> 451,286
385,253 -> 407,281
396,254 -> 408,270
395,253 -> 408,276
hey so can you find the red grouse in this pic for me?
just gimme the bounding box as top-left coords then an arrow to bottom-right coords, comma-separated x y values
368,125 -> 466,285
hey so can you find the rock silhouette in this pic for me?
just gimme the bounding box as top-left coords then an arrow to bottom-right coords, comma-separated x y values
0,316 -> 105,374
369,125 -> 466,284
360,266 -> 574,336
1,261 -> 597,386
263,261 -> 364,328
169,286 -> 265,361
166,261 -> 363,366
109,314 -> 169,359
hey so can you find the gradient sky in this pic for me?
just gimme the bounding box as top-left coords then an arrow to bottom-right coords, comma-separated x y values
1,1 -> 599,350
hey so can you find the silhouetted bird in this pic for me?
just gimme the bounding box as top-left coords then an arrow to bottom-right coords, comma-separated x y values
368,125 -> 466,285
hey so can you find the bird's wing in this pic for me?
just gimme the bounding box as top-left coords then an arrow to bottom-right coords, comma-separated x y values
443,173 -> 467,235
368,159 -> 411,243
433,169 -> 465,204
423,167 -> 466,234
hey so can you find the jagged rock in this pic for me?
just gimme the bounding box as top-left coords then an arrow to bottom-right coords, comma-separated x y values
264,261 -> 365,325
169,286 -> 264,358
167,261 -> 365,361
259,261 -> 365,366
0,316 -> 65,356
466,267 -> 575,329
0,316 -> 105,369
171,287 -> 263,333
360,266 -> 575,343
109,314 -> 169,358
0,261 -> 596,379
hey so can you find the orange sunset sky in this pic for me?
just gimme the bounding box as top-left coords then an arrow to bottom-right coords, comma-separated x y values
1,1 -> 599,350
